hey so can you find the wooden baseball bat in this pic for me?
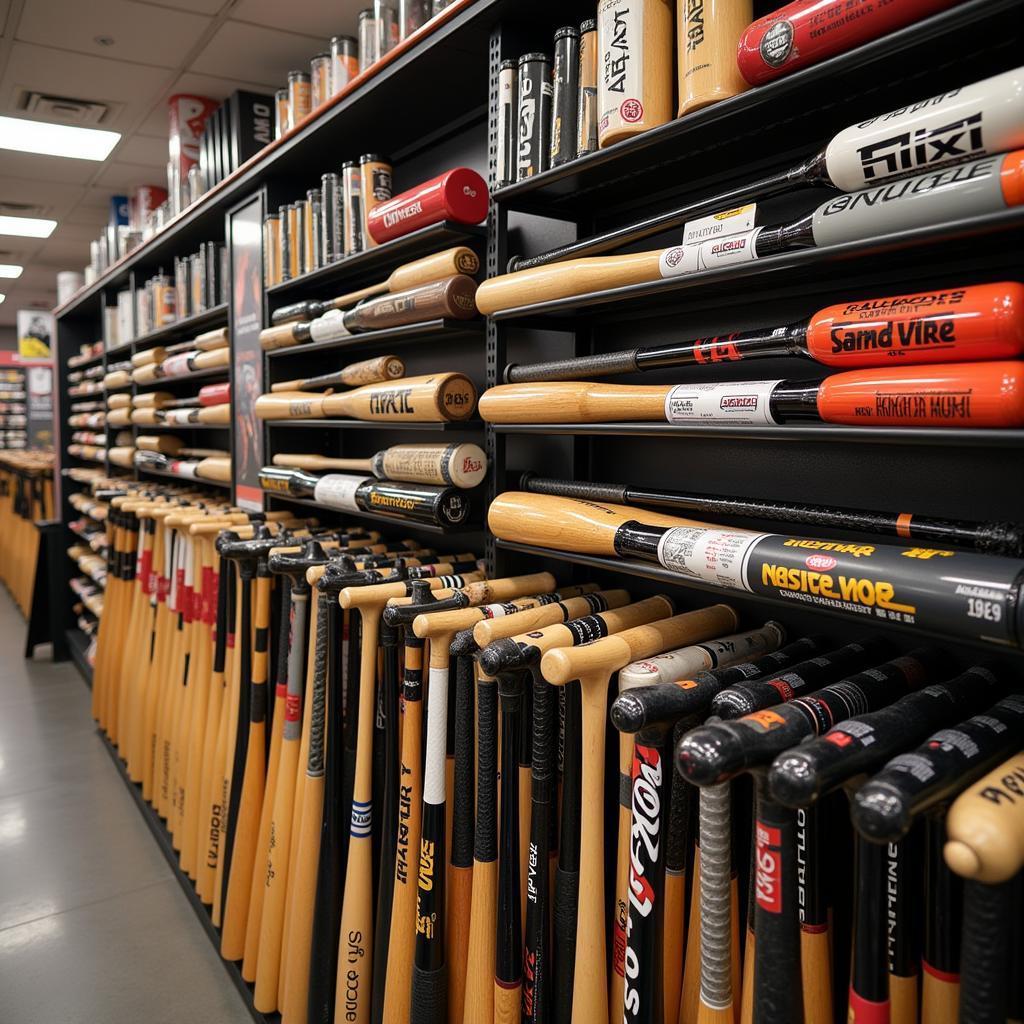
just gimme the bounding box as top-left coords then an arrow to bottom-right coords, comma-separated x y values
273,443 -> 487,490
271,246 -> 481,323
471,589 -> 624,647
517,473 -> 1024,557
270,355 -> 405,392
256,373 -> 478,423
678,0 -> 750,115
480,362 -> 1024,429
260,274 -> 479,351
538,605 -> 739,1023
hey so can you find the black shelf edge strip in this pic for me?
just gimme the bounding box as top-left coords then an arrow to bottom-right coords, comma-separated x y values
266,418 -> 484,431
266,222 -> 486,297
265,319 -> 483,360
265,492 -> 482,535
489,423 -> 1024,447
66,628 -> 93,688
495,541 -> 1024,658
490,208 -> 1024,321
95,733 -> 278,1024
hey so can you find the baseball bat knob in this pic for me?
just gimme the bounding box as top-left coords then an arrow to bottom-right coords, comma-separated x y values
944,841 -> 982,879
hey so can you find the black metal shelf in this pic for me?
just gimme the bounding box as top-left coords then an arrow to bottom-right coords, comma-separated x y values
266,222 -> 486,298
118,304 -> 229,355
135,465 -> 232,489
489,208 -> 1024,323
66,628 -> 93,687
496,541 -> 1024,659
265,492 -> 481,535
267,418 -> 484,431
492,423 -> 1024,447
493,0 -> 1023,216
134,365 -> 230,390
131,421 -> 229,432
95,733 -> 278,1024
265,319 -> 483,361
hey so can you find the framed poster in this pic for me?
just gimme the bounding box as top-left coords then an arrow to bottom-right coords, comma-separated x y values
17,310 -> 53,359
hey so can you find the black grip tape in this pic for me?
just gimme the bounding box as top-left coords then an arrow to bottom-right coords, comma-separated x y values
959,878 -> 1012,1023
519,474 -> 626,504
553,866 -> 579,1023
505,349 -> 640,383
409,964 -> 447,1024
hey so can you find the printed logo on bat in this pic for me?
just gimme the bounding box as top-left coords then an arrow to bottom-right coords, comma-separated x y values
857,113 -> 985,181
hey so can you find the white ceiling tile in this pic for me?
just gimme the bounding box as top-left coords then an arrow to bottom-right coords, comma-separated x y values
14,0 -> 213,70
0,149 -> 102,187
191,21 -> 325,86
0,176 -> 87,210
0,1 -> 12,35
231,0 -> 362,39
113,133 -> 169,168
94,159 -> 165,190
0,41 -> 171,131
129,0 -> 229,14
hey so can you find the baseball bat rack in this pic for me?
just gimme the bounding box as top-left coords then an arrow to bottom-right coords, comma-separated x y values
134,465 -> 233,489
266,419 -> 484,432
113,303 -> 229,357
265,492 -> 482,536
493,0 -> 1021,215
265,221 -> 486,298
133,366 -> 228,390
263,319 -> 484,361
95,732 -> 279,1024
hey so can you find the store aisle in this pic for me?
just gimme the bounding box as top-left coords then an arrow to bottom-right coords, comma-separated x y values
0,589 -> 251,1024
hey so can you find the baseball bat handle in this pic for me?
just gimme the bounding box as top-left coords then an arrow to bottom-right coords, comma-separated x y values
519,474 -> 626,505
958,878 -> 1014,1023
505,349 -> 640,383
409,964 -> 447,1024
552,866 -> 578,1023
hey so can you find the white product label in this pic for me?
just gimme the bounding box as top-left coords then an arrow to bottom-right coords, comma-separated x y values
658,245 -> 701,279
423,666 -> 449,804
169,460 -> 199,479
825,67 -> 1024,192
161,353 -> 194,377
664,379 -> 781,424
312,473 -> 371,512
598,0 -> 644,136
309,311 -> 351,342
696,227 -> 761,270
619,647 -> 715,686
682,204 -> 757,246
656,527 -> 765,592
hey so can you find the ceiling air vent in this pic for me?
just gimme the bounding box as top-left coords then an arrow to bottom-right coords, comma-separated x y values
21,92 -> 109,125
0,201 -> 47,217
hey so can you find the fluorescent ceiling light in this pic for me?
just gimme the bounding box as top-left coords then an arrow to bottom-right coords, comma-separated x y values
0,215 -> 56,238
0,265 -> 23,279
0,295 -> 6,304
0,115 -> 120,161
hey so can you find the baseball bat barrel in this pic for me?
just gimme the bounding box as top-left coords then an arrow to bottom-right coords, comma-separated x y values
504,282 -> 1024,381
270,246 -> 481,323
945,751 -> 1024,883
507,67 -> 1024,271
367,168 -> 488,245
270,355 -> 406,391
518,474 -> 1024,557
472,588 -> 626,647
260,274 -> 479,350
256,373 -> 477,423
481,362 -> 1024,428
851,693 -> 1024,843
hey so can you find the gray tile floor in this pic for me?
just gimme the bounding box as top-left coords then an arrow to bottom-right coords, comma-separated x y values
0,587 -> 252,1024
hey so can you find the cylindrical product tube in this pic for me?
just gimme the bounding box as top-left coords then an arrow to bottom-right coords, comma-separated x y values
576,18 -> 598,158
516,52 -> 552,181
331,35 -> 359,94
359,9 -> 378,72
550,26 -> 580,167
597,0 -> 674,148
262,215 -> 281,287
678,0 -> 751,116
189,253 -> 203,313
311,53 -> 331,108
274,89 -> 288,137
496,58 -> 517,189
288,202 -> 303,279
366,167 -> 489,244
360,153 -> 393,251
279,203 -> 292,282
738,0 -> 957,87
343,160 -> 364,255
321,172 -> 343,264
399,0 -> 428,39
375,0 -> 399,57
287,70 -> 311,128
307,189 -> 322,270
